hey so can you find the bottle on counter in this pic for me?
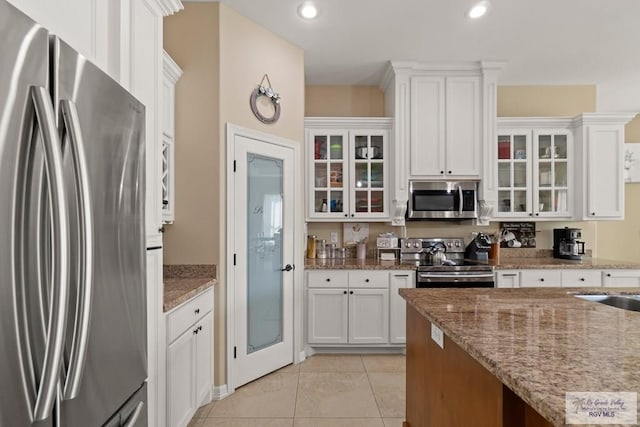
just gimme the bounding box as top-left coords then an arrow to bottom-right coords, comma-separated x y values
307,235 -> 317,259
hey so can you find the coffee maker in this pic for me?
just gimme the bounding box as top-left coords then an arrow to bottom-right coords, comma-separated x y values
553,227 -> 586,260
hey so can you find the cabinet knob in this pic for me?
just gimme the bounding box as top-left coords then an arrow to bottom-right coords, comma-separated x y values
344,214 -> 348,217
592,212 -> 596,216
535,213 -> 539,216
159,226 -> 165,233
440,170 -> 444,174
350,291 -> 354,294
580,278 -> 585,281
326,278 -> 331,282
193,329 -> 198,335
351,214 -> 354,217
448,170 -> 452,174
607,273 -> 612,277
540,278 -> 545,282
198,325 -> 202,331
343,290 -> 347,294
365,279 -> 370,283
195,308 -> 200,314
529,213 -> 533,216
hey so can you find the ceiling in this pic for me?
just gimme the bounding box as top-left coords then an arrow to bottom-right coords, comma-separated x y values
213,0 -> 640,87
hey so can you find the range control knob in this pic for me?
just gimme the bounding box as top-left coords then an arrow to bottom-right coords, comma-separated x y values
405,241 -> 411,248
455,241 -> 461,248
413,242 -> 421,249
446,242 -> 452,248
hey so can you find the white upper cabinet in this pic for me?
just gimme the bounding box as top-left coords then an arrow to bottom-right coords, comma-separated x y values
162,51 -> 183,224
410,76 -> 480,178
495,118 -> 574,220
305,117 -> 391,221
380,61 -> 503,225
573,113 -> 636,220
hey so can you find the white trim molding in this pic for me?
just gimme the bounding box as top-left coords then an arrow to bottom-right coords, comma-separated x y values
211,384 -> 231,401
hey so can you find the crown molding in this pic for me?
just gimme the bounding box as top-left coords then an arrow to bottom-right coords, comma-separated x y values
163,51 -> 183,83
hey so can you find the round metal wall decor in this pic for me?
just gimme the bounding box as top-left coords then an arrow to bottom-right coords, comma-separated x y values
250,74 -> 281,124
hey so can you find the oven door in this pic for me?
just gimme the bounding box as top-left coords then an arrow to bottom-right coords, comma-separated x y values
407,181 -> 478,220
417,271 -> 495,288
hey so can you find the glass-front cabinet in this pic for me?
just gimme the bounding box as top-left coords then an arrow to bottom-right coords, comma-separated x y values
306,118 -> 391,221
496,121 -> 572,219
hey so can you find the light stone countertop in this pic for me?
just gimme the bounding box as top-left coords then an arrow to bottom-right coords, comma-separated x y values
304,258 -> 417,270
400,287 -> 640,427
163,264 -> 217,312
305,257 -> 640,270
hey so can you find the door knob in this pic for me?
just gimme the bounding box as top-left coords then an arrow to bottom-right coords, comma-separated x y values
281,264 -> 294,272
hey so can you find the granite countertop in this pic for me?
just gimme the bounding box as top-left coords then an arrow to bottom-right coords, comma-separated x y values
305,256 -> 640,270
163,264 -> 217,312
304,258 -> 417,270
400,287 -> 640,426
492,257 -> 640,270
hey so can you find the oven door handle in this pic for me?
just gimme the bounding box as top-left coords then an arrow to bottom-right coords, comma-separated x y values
419,273 -> 495,279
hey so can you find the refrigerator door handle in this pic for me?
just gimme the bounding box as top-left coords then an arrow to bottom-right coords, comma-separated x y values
123,401 -> 144,427
31,86 -> 70,421
60,99 -> 94,401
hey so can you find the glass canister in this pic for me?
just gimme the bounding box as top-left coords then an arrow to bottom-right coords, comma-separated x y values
306,235 -> 317,258
327,243 -> 336,258
316,239 -> 328,259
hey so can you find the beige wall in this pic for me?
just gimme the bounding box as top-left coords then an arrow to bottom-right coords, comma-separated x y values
305,85 -> 385,117
164,2 -> 305,386
497,85 -> 596,116
164,3 -> 220,265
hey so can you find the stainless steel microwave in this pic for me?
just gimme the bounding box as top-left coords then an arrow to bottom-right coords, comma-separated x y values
407,181 -> 478,220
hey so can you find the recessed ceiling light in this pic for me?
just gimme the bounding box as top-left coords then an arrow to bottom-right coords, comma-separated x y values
298,2 -> 318,19
467,1 -> 490,19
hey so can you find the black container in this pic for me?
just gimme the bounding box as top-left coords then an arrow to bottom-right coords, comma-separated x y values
553,227 -> 585,260
465,233 -> 491,262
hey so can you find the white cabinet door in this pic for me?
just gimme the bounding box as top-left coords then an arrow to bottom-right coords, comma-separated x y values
495,270 -> 520,288
147,248 -> 164,427
520,270 -> 562,287
445,77 -> 480,177
307,289 -> 348,344
410,76 -> 445,177
389,272 -> 415,344
602,270 -> 640,287
561,270 -> 602,287
585,126 -> 625,219
348,289 -> 389,344
167,329 -> 196,427
195,312 -> 213,407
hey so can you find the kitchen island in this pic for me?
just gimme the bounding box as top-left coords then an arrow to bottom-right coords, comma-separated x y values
400,287 -> 640,427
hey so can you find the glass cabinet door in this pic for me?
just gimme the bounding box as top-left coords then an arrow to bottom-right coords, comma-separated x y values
534,131 -> 570,216
496,132 -> 530,216
351,132 -> 386,215
311,131 -> 347,217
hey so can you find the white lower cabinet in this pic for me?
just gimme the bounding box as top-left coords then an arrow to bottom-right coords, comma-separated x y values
602,270 -> 640,287
495,270 -> 520,288
166,288 -> 213,427
520,270 -> 562,287
389,272 -> 415,343
561,270 -> 602,287
307,270 -> 414,346
348,289 -> 389,344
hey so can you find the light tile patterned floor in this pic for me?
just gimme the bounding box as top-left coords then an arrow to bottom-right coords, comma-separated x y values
188,354 -> 405,427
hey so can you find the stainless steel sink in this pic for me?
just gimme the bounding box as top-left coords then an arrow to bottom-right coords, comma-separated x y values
575,294 -> 640,312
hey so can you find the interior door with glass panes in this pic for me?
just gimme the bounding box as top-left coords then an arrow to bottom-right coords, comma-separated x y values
310,130 -> 349,219
497,131 -> 531,217
350,130 -> 388,219
533,130 -> 571,218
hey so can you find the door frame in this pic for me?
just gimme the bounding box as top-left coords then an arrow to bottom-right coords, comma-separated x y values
225,123 -> 305,393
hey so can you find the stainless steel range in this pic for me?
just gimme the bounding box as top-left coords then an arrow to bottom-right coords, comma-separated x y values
400,237 -> 495,288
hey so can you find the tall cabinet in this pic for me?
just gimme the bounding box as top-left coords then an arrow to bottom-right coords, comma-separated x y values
305,117 -> 392,221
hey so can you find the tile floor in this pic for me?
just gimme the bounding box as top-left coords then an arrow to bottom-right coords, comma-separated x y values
188,354 -> 406,427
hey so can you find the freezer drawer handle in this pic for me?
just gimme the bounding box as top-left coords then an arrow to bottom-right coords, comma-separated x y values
31,86 -> 71,421
61,99 -> 95,401
123,401 -> 145,427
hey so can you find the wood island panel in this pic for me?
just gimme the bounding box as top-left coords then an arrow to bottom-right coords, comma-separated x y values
406,305 -> 552,427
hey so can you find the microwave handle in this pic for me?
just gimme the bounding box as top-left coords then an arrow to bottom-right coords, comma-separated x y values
458,185 -> 463,215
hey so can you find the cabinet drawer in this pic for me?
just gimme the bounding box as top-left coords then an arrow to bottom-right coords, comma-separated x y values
561,270 -> 602,287
602,270 -> 640,287
167,287 -> 213,343
520,270 -> 561,287
348,271 -> 389,288
307,270 -> 349,288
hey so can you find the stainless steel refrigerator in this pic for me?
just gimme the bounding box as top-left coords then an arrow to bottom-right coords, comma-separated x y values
0,1 -> 148,426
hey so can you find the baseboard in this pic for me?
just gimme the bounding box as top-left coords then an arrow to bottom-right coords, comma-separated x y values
211,384 -> 231,400
306,346 -> 406,355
